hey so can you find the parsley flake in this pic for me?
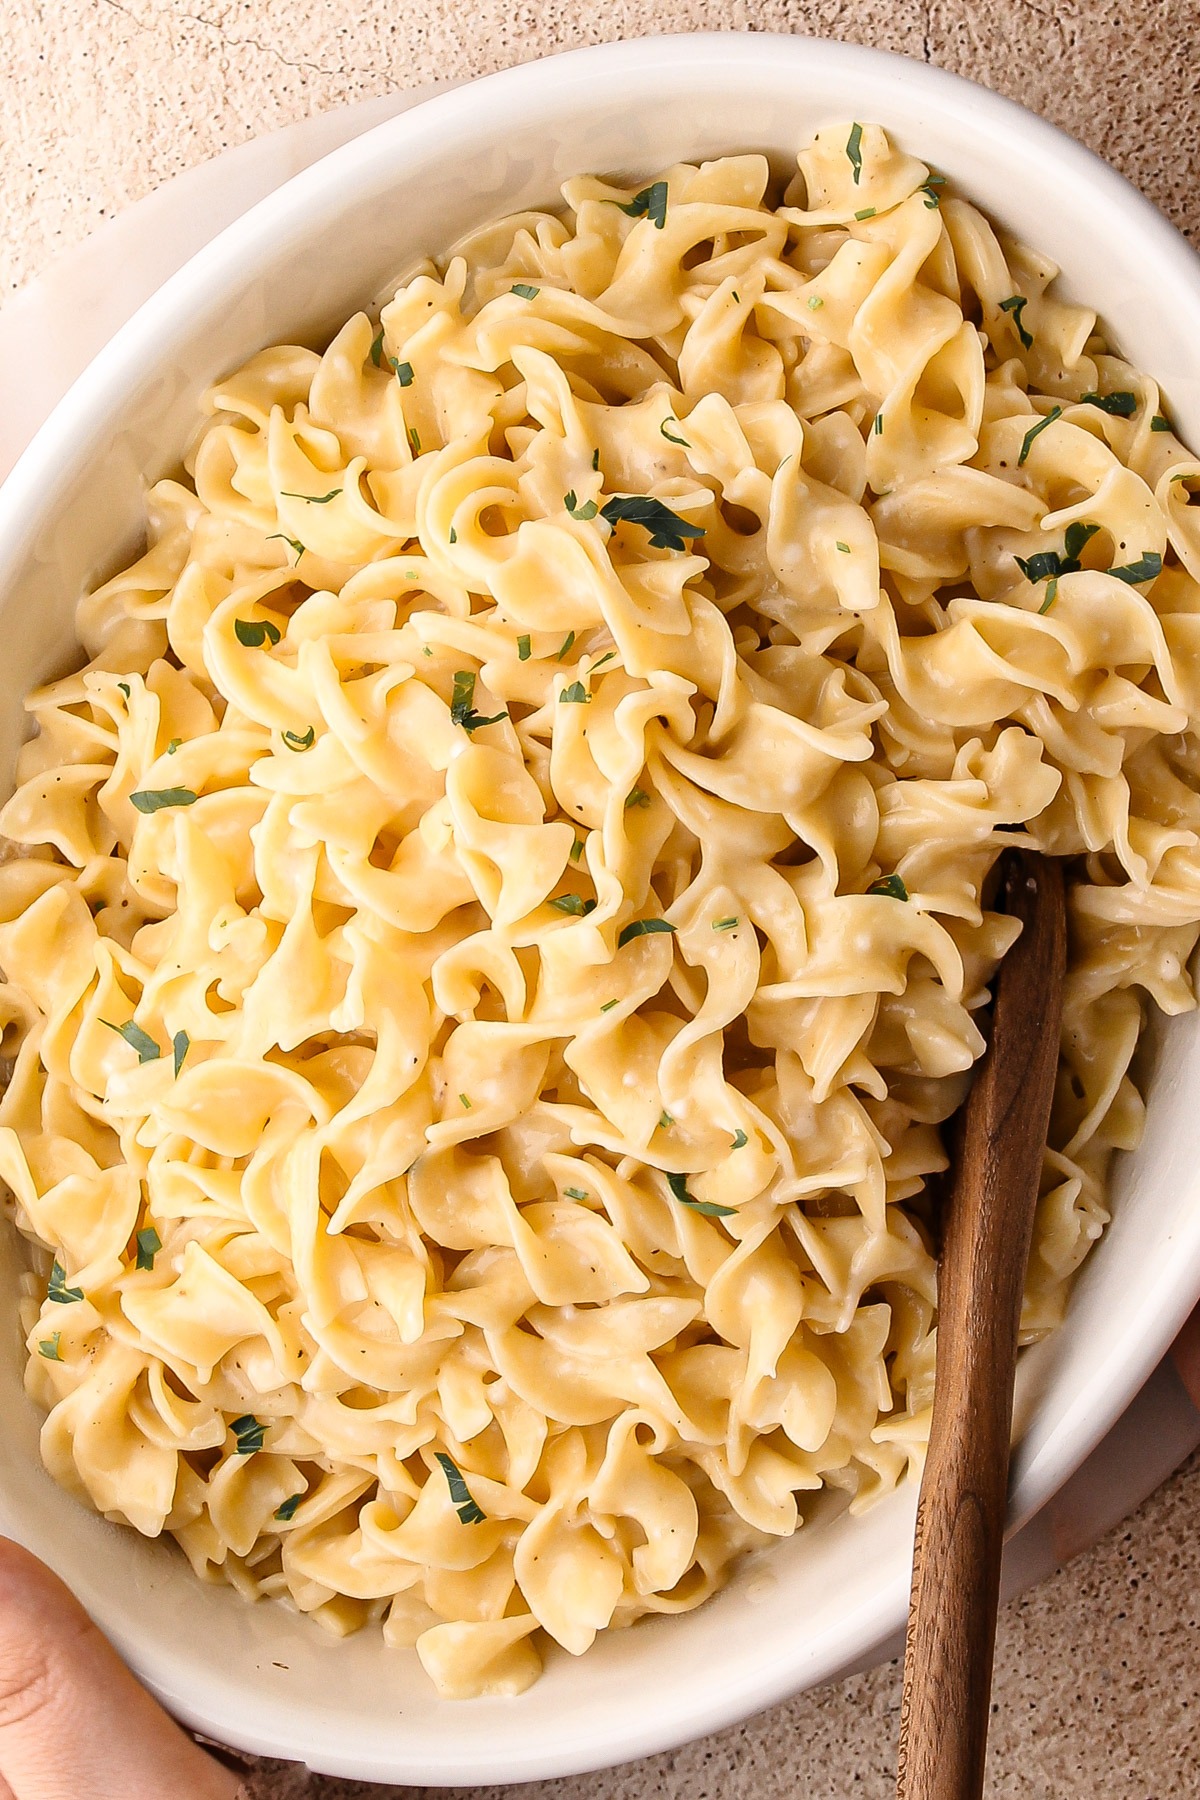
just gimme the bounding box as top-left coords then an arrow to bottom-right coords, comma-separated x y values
874,412 -> 884,436
448,527 -> 457,544
369,327 -> 386,367
570,838 -> 585,862
661,418 -> 689,447
846,122 -> 864,184
836,541 -> 851,554
712,916 -> 739,931
600,999 -> 618,1013
617,917 -> 675,948
1039,578 -> 1059,614
807,295 -> 824,311
435,1451 -> 486,1524
564,1187 -> 589,1200
1151,414 -> 1172,433
266,533 -> 305,560
659,1110 -> 674,1129
855,206 -> 877,221
564,489 -> 598,521
559,681 -> 590,704
231,1414 -> 266,1455
1108,551 -> 1162,584
517,634 -> 532,661
550,893 -> 596,916
1081,391 -> 1137,418
280,487 -> 341,505
449,670 -> 507,733
600,494 -> 706,551
392,360 -> 414,387
459,1093 -> 472,1109
235,617 -> 281,648
592,448 -> 601,470
117,681 -> 131,698
625,787 -> 650,808
666,1171 -> 736,1217
47,1261 -> 83,1305
282,726 -> 315,751
135,1226 -> 161,1271
590,650 -> 617,670
275,1492 -> 305,1523
999,295 -> 1033,350
130,786 -> 198,815
511,283 -> 540,300
104,1018 -> 160,1064
868,873 -> 909,901
731,1129 -> 748,1149
1018,406 -> 1062,466
172,1030 -> 189,1077
1014,519 -> 1099,584
408,426 -> 422,456
556,630 -> 576,661
38,1332 -> 63,1361
614,181 -> 668,229
166,737 -> 181,754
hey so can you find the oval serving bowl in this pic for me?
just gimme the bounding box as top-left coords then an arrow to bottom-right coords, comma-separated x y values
0,32 -> 1198,1786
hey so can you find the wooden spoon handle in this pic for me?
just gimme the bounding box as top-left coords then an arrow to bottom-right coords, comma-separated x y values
896,850 -> 1066,1800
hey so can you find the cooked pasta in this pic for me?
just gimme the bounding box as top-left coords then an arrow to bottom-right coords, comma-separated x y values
2,121 -> 1199,1699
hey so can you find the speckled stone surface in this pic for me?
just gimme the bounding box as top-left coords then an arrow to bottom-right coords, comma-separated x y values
4,5 -> 1200,1794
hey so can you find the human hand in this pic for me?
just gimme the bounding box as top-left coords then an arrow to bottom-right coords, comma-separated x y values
0,1538 -> 244,1800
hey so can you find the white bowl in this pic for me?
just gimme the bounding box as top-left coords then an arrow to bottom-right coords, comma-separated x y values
2,32 -> 1199,1787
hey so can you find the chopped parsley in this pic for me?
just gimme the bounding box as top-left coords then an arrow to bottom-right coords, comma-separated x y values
449,527 -> 457,544
235,617 -> 282,648
266,533 -> 305,560
1039,578 -> 1059,614
659,1111 -> 674,1129
117,681 -> 131,698
600,999 -> 618,1013
592,448 -> 601,470
559,681 -> 590,704
846,122 -> 864,184
282,726 -> 315,751
564,1187 -> 589,1200
666,1171 -> 736,1218
166,738 -> 181,754
47,1261 -> 83,1305
919,173 -> 945,209
557,630 -> 576,661
1151,414 -> 1172,433
1014,519 -> 1099,583
836,541 -> 851,554
874,412 -> 884,436
103,1019 -> 161,1063
280,487 -> 341,504
999,294 -> 1033,350
807,295 -> 824,311
625,787 -> 650,808
408,427 -> 422,456
731,1129 -> 748,1149
459,1093 -> 471,1109
565,490 -> 598,521
517,634 -> 532,661
449,670 -> 507,733
712,916 -> 739,931
135,1226 -> 161,1271
231,1414 -> 266,1456
614,181 -> 668,229
617,917 -> 675,948
369,327 -> 386,367
868,873 -> 909,901
1018,406 -> 1062,466
1081,391 -> 1137,417
570,838 -> 585,862
435,1450 -> 486,1524
549,894 -> 596,916
661,418 -> 689,447
37,1332 -> 63,1361
1108,551 -> 1162,584
511,283 -> 540,300
274,1493 -> 305,1523
591,651 -> 617,670
854,207 -> 876,222
600,494 -> 706,551
392,360 -> 414,387
172,1030 -> 189,1078
130,786 -> 198,814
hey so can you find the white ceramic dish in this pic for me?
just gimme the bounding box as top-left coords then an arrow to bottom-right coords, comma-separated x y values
1,32 -> 1199,1786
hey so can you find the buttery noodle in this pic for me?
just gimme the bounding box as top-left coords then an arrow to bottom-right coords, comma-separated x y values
3,124 -> 1200,1699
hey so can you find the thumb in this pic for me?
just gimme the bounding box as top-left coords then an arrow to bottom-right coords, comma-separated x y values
0,1538 -> 243,1800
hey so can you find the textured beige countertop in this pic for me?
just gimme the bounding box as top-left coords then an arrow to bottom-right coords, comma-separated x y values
3,3 -> 1200,1795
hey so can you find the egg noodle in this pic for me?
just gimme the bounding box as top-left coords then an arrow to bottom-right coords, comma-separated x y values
2,123 -> 1200,1698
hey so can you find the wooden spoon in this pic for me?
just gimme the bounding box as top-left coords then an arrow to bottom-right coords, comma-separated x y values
895,848 -> 1067,1800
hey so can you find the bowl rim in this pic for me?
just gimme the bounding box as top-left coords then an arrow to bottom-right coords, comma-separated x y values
2,27 -> 1200,1784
